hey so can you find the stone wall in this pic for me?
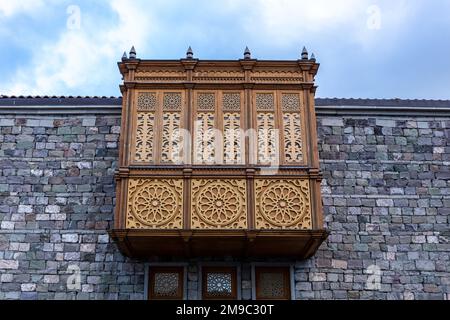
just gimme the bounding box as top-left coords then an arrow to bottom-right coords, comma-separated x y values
0,111 -> 449,300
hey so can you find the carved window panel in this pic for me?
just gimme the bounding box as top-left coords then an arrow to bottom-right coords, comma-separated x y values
222,92 -> 244,164
133,91 -> 185,164
134,112 -> 155,162
161,92 -> 183,163
193,91 -> 244,165
255,92 -> 278,165
194,92 -> 217,164
223,112 -> 241,164
191,179 -> 247,229
254,179 -> 312,229
126,178 -> 183,229
148,267 -> 184,300
202,267 -> 237,300
255,267 -> 291,300
194,112 -> 216,164
137,92 -> 157,111
161,112 -> 182,163
281,93 -> 304,164
256,112 -> 278,165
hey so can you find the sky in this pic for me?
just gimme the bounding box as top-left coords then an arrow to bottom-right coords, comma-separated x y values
0,0 -> 450,99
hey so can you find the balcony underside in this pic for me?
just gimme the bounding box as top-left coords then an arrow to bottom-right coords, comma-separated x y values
108,229 -> 329,259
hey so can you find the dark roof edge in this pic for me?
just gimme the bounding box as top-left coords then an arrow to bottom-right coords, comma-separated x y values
0,97 -> 450,116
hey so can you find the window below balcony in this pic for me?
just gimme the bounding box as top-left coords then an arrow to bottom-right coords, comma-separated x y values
146,264 -> 293,300
148,266 -> 185,300
254,267 -> 291,300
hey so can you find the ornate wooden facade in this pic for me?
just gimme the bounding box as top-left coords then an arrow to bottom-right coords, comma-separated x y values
109,48 -> 328,258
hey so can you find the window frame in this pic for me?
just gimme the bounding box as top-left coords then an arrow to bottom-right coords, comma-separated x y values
251,264 -> 294,300
201,266 -> 238,300
192,90 -> 245,165
146,265 -> 187,300
131,90 -> 186,165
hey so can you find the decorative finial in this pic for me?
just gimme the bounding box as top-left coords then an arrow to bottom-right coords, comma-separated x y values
301,46 -> 308,60
310,53 -> 316,62
244,46 -> 251,59
129,46 -> 136,59
186,46 -> 193,59
122,51 -> 128,61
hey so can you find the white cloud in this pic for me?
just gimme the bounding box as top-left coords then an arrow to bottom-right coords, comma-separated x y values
240,0 -> 422,51
0,0 -> 46,17
244,0 -> 368,45
2,0 -> 158,95
0,0 -> 435,96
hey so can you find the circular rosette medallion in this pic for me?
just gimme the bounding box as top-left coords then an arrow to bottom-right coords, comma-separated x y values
131,182 -> 179,227
196,182 -> 243,227
260,182 -> 307,227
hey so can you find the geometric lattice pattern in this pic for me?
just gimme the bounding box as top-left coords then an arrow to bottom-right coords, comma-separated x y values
222,93 -> 241,111
255,267 -> 290,300
149,267 -> 184,300
281,93 -> 300,112
254,179 -> 311,229
191,179 -> 247,229
163,92 -> 182,111
198,93 -> 216,111
137,92 -> 157,111
256,93 -> 275,111
206,273 -> 232,296
126,179 -> 183,229
202,267 -> 237,300
258,272 -> 284,298
153,273 -> 179,297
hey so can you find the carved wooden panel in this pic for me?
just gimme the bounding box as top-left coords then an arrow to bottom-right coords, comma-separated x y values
133,91 -> 184,164
222,92 -> 242,164
137,92 -> 157,111
191,179 -> 247,229
161,112 -> 182,163
193,71 -> 245,83
255,267 -> 291,300
126,178 -> 183,229
257,112 -> 277,164
222,93 -> 241,112
194,112 -> 215,164
134,112 -> 155,162
281,93 -> 300,112
197,93 -> 216,111
256,93 -> 275,111
255,92 -> 277,165
135,70 -> 186,83
283,112 -> 303,163
202,267 -> 237,300
148,267 -> 184,300
223,112 -> 242,164
163,92 -> 182,111
254,179 -> 311,229
251,71 -> 304,83
282,93 -> 303,163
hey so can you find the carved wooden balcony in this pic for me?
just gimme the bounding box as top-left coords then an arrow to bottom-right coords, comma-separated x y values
109,50 -> 329,259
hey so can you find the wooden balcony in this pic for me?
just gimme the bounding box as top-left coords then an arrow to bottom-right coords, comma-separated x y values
110,50 -> 328,259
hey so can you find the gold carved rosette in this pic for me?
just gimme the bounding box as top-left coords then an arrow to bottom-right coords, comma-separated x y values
255,179 -> 312,230
191,179 -> 247,229
126,179 -> 183,229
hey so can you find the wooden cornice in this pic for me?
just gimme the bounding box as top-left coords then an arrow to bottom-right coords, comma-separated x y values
118,59 -> 320,80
